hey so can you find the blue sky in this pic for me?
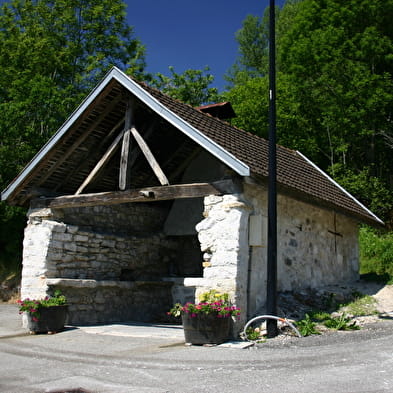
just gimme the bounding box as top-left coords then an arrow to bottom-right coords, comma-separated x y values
0,0 -> 285,91
125,0 -> 285,91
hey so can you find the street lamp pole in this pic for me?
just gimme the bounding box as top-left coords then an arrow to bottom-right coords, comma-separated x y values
266,0 -> 278,338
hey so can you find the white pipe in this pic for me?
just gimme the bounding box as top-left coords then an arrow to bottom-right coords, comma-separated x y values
241,315 -> 302,340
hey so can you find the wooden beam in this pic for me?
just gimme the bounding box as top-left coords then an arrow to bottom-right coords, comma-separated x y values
131,126 -> 169,186
119,100 -> 134,190
128,121 -> 155,168
31,179 -> 243,209
75,128 -> 125,195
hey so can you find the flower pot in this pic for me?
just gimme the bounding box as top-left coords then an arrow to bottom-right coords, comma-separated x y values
181,312 -> 231,345
27,305 -> 68,334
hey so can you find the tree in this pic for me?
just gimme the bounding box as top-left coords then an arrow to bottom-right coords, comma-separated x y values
0,0 -> 146,187
0,0 -> 147,276
225,12 -> 270,86
151,66 -> 219,107
279,0 -> 393,169
225,0 -> 393,224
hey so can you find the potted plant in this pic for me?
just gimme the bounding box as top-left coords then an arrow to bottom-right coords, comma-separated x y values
168,290 -> 240,345
18,290 -> 68,334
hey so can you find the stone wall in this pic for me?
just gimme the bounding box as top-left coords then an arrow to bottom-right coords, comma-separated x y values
195,194 -> 251,329
21,203 -> 178,324
46,279 -> 173,325
244,180 -> 360,317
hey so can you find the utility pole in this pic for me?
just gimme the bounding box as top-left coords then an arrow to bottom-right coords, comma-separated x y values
266,0 -> 278,338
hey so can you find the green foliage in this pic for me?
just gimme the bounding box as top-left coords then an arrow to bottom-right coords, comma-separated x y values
223,77 -> 268,138
343,294 -> 378,317
0,0 -> 148,274
225,0 -> 393,225
296,313 -> 320,336
244,326 -> 266,343
278,0 -> 393,195
151,66 -> 219,106
322,314 -> 360,331
297,311 -> 360,336
328,165 -> 393,225
225,11 -> 270,85
0,203 -> 25,277
0,0 -> 147,185
359,226 -> 393,278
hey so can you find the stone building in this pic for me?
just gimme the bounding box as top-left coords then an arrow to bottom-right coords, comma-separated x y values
1,67 -> 382,329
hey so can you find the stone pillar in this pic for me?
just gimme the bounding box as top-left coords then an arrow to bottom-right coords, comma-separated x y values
21,207 -> 65,300
195,194 -> 251,329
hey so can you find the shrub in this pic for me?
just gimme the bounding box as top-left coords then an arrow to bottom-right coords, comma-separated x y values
359,226 -> 393,280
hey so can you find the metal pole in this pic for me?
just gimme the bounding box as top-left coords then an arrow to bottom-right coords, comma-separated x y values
266,0 -> 278,338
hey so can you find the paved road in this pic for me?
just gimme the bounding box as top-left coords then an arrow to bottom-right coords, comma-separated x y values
1,305 -> 393,393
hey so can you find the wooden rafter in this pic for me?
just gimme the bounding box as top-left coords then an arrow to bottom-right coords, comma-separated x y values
75,128 -> 126,195
32,179 -> 242,209
119,99 -> 169,189
131,126 -> 169,186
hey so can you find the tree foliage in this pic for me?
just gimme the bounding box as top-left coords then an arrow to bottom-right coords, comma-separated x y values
225,11 -> 270,85
359,226 -> 393,279
0,0 -> 147,274
0,0 -> 146,189
225,0 -> 393,225
150,66 -> 219,107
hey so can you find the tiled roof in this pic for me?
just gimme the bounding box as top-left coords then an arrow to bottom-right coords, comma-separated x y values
140,81 -> 382,226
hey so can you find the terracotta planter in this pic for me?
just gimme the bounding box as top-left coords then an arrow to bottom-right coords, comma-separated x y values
27,305 -> 68,334
182,312 -> 231,345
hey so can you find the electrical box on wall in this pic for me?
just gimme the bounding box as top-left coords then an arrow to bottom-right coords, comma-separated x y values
249,215 -> 267,247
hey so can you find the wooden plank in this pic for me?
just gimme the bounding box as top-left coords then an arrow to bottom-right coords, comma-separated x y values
119,100 -> 134,190
131,126 -> 169,186
32,179 -> 243,209
36,82 -> 123,188
75,128 -> 125,195
58,117 -> 124,192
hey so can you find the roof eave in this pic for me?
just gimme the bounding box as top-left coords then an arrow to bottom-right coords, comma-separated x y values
295,151 -> 384,226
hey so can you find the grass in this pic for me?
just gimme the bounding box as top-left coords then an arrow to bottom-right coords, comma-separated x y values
295,292 -> 379,336
342,294 -> 378,316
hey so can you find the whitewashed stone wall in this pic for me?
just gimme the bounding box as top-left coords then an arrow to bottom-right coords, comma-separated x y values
244,181 -> 360,317
195,194 -> 251,328
20,176 -> 361,329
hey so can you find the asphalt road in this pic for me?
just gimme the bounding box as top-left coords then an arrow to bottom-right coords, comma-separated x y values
1,306 -> 393,393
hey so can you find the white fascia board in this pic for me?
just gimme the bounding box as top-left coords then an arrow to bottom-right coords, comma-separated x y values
296,151 -> 384,225
110,68 -> 250,177
2,67 -> 249,202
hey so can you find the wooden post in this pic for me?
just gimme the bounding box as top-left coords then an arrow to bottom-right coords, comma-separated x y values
119,100 -> 134,190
